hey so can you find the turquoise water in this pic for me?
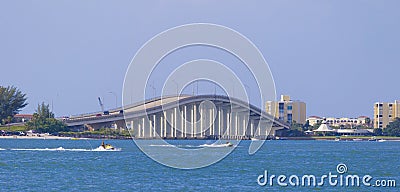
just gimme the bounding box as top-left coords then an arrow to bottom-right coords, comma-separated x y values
0,139 -> 399,191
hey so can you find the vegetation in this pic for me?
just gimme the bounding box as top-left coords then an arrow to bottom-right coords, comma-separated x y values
384,118 -> 400,136
0,86 -> 28,125
373,128 -> 383,136
26,102 -> 67,133
60,128 -> 131,139
0,125 -> 28,132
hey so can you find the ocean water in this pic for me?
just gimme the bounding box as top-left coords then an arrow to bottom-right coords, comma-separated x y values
0,139 -> 399,191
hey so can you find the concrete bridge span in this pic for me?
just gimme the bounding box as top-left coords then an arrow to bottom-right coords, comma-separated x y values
65,95 -> 290,139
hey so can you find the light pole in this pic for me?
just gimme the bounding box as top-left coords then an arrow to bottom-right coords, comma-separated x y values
149,84 -> 156,99
108,92 -> 117,108
243,83 -> 251,105
172,80 -> 178,96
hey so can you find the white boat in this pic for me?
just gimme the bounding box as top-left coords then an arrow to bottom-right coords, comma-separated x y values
378,139 -> 387,142
250,138 -> 260,141
353,138 -> 363,141
334,138 -> 340,142
368,136 -> 377,141
200,142 -> 233,148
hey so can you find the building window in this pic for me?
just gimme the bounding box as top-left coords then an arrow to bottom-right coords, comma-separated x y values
279,103 -> 284,110
287,105 -> 292,110
288,114 -> 292,122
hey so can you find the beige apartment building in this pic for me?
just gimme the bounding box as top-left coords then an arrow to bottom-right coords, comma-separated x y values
374,100 -> 400,128
266,95 -> 306,124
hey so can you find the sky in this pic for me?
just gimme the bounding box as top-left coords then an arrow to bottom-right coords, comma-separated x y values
0,0 -> 399,118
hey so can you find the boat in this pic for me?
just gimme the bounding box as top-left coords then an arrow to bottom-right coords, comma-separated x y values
99,141 -> 116,150
334,136 -> 340,141
353,138 -> 363,141
225,142 -> 233,147
378,139 -> 387,142
199,141 -> 233,148
250,137 -> 260,141
368,136 -> 377,141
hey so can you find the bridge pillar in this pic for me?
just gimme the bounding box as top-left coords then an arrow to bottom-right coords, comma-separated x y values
174,108 -> 177,138
160,116 -> 163,138
194,104 -> 197,138
191,105 -> 194,138
218,107 -> 221,137
170,111 -> 174,138
163,111 -> 167,138
211,107 -> 215,136
250,119 -> 254,137
242,115 -> 246,136
184,105 -> 187,138
200,106 -> 203,137
234,112 -> 238,137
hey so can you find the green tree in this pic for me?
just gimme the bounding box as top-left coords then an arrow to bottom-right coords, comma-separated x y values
373,128 -> 383,136
365,117 -> 371,126
384,118 -> 400,136
0,86 -> 28,124
26,102 -> 67,133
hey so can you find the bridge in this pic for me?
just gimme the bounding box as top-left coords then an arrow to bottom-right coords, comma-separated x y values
65,95 -> 290,139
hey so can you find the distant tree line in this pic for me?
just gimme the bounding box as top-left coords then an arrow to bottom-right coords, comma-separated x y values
374,118 -> 400,137
1,85 -> 66,133
26,102 -> 67,133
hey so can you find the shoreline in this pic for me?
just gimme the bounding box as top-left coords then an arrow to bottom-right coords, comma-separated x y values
1,135 -> 400,141
0,135 -> 74,140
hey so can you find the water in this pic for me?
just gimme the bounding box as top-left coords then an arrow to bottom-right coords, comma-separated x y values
0,139 -> 399,191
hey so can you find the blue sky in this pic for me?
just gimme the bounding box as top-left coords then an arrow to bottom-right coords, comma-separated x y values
1,0 -> 399,118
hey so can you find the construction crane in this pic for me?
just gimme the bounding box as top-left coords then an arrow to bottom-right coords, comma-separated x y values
98,97 -> 105,112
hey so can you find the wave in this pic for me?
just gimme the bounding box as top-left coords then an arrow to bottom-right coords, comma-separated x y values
199,143 -> 233,148
148,144 -> 196,148
149,143 -> 234,148
8,147 -> 121,152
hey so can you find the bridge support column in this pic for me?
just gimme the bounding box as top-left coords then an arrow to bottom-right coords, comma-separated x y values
138,121 -> 141,138
142,118 -> 145,138
174,108 -> 177,138
153,115 -> 156,138
218,107 -> 221,138
227,112 -> 230,138
250,120 -> 253,137
211,107 -> 215,136
160,116 -> 163,138
200,106 -> 203,137
163,111 -> 167,138
193,103 -> 197,137
170,112 -> 174,138
242,115 -> 246,136
191,106 -> 194,138
209,108 -> 212,136
235,112 -> 238,137
130,120 -> 133,131
184,106 -> 187,138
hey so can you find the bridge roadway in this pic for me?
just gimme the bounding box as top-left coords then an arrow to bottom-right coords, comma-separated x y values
65,95 -> 290,139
